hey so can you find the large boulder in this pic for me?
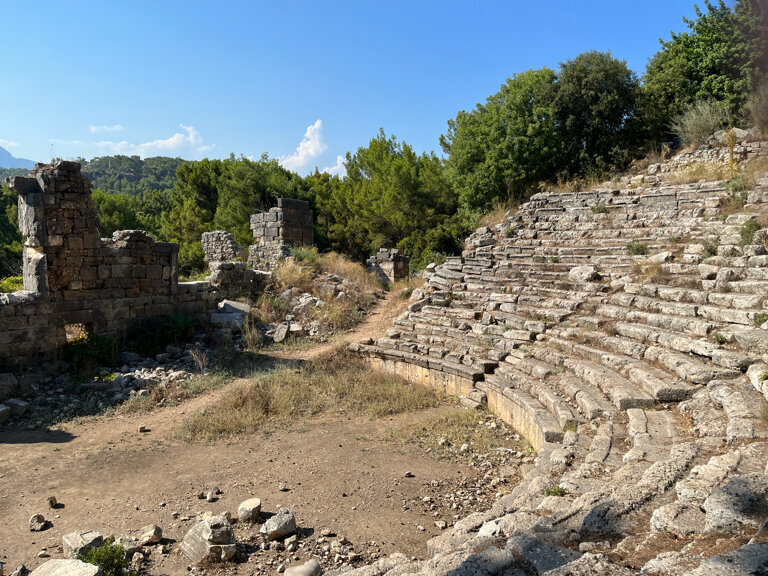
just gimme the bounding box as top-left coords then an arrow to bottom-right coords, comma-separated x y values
180,515 -> 236,564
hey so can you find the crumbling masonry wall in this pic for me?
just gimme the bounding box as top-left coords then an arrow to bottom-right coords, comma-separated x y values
0,160 -> 213,369
366,248 -> 409,285
247,198 -> 313,270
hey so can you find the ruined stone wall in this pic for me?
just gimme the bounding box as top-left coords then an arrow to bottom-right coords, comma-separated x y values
0,161 -> 214,370
247,198 -> 313,270
366,248 -> 409,285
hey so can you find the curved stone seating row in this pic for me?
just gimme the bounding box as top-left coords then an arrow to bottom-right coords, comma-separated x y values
350,173 -> 768,574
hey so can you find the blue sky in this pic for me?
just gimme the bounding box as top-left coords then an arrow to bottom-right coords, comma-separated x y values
2,0 -> 704,175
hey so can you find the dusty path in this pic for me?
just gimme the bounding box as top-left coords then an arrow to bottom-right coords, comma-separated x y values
0,292 -> 507,575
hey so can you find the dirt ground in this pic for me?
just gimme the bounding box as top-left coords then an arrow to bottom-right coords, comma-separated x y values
0,294 -> 520,575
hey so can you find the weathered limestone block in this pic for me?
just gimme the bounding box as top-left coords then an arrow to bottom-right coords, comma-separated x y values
237,498 -> 262,523
180,515 -> 236,564
29,560 -> 101,576
746,363 -> 768,401
0,374 -> 18,401
62,530 -> 103,558
703,473 -> 768,533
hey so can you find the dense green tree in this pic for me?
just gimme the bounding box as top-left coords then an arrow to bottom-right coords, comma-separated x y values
318,130 -> 463,263
554,51 -> 640,177
162,155 -> 308,273
92,190 -> 141,236
0,185 -> 21,277
640,0 -> 767,142
441,68 -> 561,217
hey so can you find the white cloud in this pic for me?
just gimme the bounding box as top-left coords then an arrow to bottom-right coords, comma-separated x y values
321,155 -> 346,176
0,139 -> 19,148
280,119 -> 327,172
53,125 -> 214,159
89,124 -> 124,133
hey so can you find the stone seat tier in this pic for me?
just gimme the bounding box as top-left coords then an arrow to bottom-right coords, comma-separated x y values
493,362 -> 583,430
503,342 -> 655,411
477,376 -> 565,450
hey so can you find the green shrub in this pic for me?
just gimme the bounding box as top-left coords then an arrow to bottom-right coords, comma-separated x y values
591,204 -> 607,214
289,245 -> 322,269
754,312 -> 768,327
79,537 -> 135,576
0,276 -> 23,292
64,332 -> 119,373
739,219 -> 761,246
711,332 -> 727,345
670,100 -> 728,145
626,241 -> 649,256
545,486 -> 567,497
702,238 -> 720,259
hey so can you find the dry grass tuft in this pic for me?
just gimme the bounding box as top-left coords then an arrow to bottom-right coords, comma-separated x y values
180,347 -> 445,441
318,251 -> 382,292
272,259 -> 315,293
478,201 -> 516,228
392,408 -> 519,464
665,162 -> 730,186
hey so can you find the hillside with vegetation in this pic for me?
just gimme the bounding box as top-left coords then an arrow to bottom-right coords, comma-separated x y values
0,0 -> 765,279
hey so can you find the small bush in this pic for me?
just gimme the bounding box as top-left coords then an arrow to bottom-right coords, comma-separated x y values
591,204 -> 607,214
670,100 -> 728,145
711,332 -> 727,345
79,537 -> 135,576
739,219 -> 761,246
545,485 -> 567,497
504,227 -> 518,238
702,238 -> 720,259
626,242 -> 649,256
754,312 -> 768,327
289,245 -> 322,270
0,276 -> 23,292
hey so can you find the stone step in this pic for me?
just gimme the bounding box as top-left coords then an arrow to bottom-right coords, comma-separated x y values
494,364 -> 582,430
479,377 -> 565,450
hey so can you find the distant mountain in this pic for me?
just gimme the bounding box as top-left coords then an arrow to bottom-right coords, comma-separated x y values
0,145 -> 35,169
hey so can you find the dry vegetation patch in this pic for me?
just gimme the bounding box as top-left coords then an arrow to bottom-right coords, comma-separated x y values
392,408 -> 523,465
180,347 -> 446,440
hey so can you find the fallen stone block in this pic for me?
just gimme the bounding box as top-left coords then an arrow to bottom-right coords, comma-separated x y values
29,560 -> 101,576
137,524 -> 162,546
237,498 -> 262,523
0,405 -> 10,424
62,530 -> 103,558
260,507 -> 297,541
180,515 -> 236,564
4,399 -> 29,417
284,559 -> 321,576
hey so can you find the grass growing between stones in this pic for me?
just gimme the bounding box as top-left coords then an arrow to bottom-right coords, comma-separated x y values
179,347 -> 445,441
391,408 -> 520,464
